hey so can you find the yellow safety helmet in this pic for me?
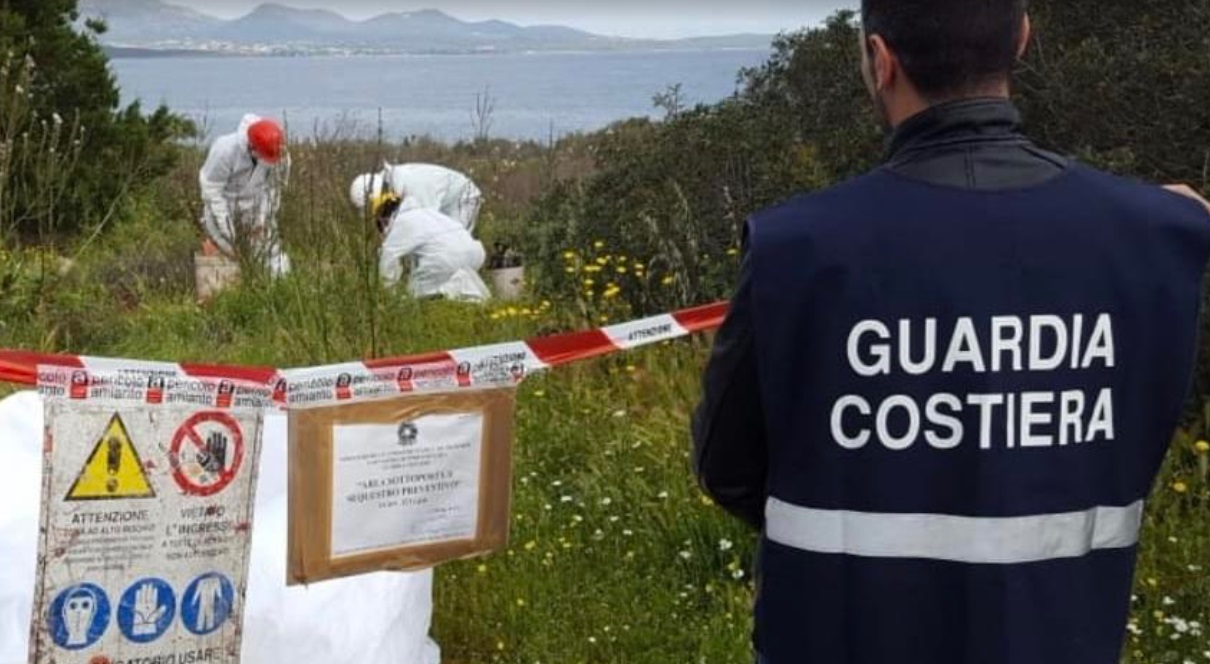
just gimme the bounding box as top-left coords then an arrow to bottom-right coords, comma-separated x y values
370,192 -> 401,219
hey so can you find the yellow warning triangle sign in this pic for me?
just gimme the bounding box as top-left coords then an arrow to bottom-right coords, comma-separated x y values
66,413 -> 156,501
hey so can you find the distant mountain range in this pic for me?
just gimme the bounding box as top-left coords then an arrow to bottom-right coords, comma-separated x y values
78,0 -> 774,56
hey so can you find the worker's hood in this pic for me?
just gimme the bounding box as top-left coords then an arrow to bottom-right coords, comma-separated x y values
236,113 -> 264,147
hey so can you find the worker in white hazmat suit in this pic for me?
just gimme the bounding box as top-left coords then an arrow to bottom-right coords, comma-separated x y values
350,163 -> 482,233
368,190 -> 492,301
199,114 -> 291,276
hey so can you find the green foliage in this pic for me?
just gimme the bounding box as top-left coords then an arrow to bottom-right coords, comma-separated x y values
1017,0 -> 1210,185
528,101 -> 829,319
0,0 -> 194,240
740,10 -> 884,182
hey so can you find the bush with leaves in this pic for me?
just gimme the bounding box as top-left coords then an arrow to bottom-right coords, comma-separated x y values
0,0 -> 194,241
527,100 -> 829,321
524,12 -> 872,321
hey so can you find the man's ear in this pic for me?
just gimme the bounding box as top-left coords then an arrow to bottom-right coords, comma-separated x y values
1017,14 -> 1032,58
868,34 -> 896,92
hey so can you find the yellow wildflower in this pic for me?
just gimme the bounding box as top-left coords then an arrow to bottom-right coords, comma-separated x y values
1195,440 -> 1210,454
563,250 -> 576,260
1173,481 -> 1189,494
594,240 -> 605,249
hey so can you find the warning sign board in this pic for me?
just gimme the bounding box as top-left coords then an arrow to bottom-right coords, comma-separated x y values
65,414 -> 155,501
29,376 -> 265,664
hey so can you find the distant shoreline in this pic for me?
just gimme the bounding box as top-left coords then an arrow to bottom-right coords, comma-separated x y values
104,44 -> 772,59
104,46 -> 234,58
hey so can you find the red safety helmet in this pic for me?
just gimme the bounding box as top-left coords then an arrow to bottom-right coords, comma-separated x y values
247,118 -> 285,164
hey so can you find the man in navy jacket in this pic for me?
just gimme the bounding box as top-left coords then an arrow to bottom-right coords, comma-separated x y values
693,1 -> 1210,662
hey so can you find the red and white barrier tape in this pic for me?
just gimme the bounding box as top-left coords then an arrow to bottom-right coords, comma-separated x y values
0,352 -> 276,389
279,301 -> 726,407
0,302 -> 728,405
35,366 -> 276,410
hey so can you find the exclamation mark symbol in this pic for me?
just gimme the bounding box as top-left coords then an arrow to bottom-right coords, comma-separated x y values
106,436 -> 122,494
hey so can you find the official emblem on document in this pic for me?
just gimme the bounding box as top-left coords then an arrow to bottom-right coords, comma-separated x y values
397,421 -> 419,448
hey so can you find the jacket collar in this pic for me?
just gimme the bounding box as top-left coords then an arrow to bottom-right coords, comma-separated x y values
885,98 -> 1026,163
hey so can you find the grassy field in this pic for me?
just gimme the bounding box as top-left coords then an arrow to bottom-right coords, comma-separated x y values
0,137 -> 1207,664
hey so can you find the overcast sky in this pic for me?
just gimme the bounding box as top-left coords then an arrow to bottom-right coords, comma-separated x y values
175,1 -> 858,38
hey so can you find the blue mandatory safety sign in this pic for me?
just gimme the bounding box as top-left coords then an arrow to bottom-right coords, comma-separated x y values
117,578 -> 177,644
49,583 -> 111,650
180,573 -> 235,636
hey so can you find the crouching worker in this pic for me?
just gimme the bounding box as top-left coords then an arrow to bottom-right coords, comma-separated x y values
350,163 -> 482,234
366,189 -> 491,302
199,114 -> 291,276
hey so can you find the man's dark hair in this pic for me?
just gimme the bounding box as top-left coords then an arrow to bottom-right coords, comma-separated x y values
861,0 -> 1027,99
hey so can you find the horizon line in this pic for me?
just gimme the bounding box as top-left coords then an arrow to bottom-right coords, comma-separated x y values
83,1 -> 803,40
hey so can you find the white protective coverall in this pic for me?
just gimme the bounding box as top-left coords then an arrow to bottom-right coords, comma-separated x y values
199,114 -> 291,276
363,163 -> 482,233
380,201 -> 491,302
0,393 -> 441,664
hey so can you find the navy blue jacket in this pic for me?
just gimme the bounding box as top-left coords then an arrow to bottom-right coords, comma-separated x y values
692,99 -> 1210,663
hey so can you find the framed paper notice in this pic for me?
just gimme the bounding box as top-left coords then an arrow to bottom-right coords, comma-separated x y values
287,388 -> 515,585
331,413 -> 483,557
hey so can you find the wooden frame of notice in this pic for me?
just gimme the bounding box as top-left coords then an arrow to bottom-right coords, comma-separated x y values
287,388 -> 515,585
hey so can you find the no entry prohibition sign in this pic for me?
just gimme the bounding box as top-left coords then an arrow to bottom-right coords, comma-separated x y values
169,411 -> 245,497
